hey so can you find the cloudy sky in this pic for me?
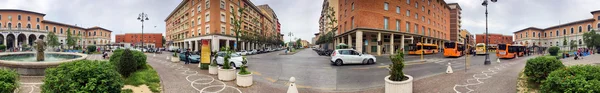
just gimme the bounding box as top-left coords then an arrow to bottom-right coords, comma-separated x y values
2,0 -> 600,43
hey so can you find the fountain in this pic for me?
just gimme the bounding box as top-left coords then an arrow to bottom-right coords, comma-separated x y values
0,39 -> 88,76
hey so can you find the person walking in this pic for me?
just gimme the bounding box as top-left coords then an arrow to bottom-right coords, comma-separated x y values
184,49 -> 191,64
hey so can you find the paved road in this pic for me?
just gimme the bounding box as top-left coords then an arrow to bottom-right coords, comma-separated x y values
247,48 -> 503,92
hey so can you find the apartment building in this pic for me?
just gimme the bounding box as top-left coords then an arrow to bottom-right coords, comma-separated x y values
115,33 -> 164,48
0,9 -> 111,49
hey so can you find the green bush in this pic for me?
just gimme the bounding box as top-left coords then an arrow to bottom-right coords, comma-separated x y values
389,49 -> 407,81
524,56 -> 565,84
541,65 -> 600,92
0,69 -> 19,93
548,46 -> 560,56
87,45 -> 97,53
42,60 -> 124,92
124,65 -> 161,92
0,45 -> 6,51
238,56 -> 250,75
110,49 -> 147,74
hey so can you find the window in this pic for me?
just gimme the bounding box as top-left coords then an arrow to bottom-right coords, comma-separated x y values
220,0 -> 225,9
45,26 -> 48,30
351,3 -> 354,10
415,13 -> 418,19
588,24 -> 592,31
36,18 -> 39,22
18,15 -> 21,20
406,22 -> 410,32
570,27 -> 574,34
205,13 -> 210,22
221,27 -> 225,34
384,2 -> 388,10
197,5 -> 202,12
578,26 -> 582,32
220,14 -> 225,22
383,17 -> 389,30
53,27 -> 56,33
60,28 -> 63,34
197,18 -> 201,25
545,33 -> 547,37
550,32 -> 553,37
205,0 -> 210,9
351,17 -> 354,29
407,0 -> 410,4
422,26 -> 425,35
563,29 -> 566,35
422,16 -> 425,22
532,32 -> 535,37
422,6 -> 424,11
396,7 -> 400,14
396,20 -> 400,31
205,26 -> 210,34
556,30 -> 559,36
0,15 -> 1,20
406,10 -> 410,16
415,2 -> 418,8
27,16 -> 30,21
414,24 -> 418,33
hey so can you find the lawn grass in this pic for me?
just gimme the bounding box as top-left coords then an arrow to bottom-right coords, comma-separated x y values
517,70 -> 539,93
124,64 -> 161,93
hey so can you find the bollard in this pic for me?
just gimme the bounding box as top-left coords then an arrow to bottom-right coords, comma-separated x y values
287,77 -> 298,93
446,63 -> 453,74
497,58 -> 501,63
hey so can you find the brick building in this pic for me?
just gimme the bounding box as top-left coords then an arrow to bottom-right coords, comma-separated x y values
448,3 -> 462,42
0,9 -> 111,49
514,10 -> 600,50
475,33 -> 513,47
115,33 -> 164,48
331,0 -> 455,55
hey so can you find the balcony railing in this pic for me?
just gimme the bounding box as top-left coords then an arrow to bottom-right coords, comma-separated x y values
0,28 -> 48,32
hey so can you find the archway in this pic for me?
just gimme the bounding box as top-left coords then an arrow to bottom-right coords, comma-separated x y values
38,35 -> 45,40
17,34 -> 26,47
7,34 -> 15,49
28,34 -> 36,46
0,34 -> 4,45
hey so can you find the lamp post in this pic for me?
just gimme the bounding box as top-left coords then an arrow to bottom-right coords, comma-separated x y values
137,12 -> 149,51
482,0 -> 497,65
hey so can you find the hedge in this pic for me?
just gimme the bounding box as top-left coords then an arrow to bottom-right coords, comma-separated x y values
110,49 -> 147,77
548,46 -> 560,56
0,69 -> 19,93
87,45 -> 97,53
541,65 -> 600,92
524,56 -> 564,84
42,60 -> 124,92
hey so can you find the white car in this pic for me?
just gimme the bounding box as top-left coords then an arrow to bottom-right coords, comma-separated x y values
239,50 -> 249,56
330,49 -> 376,66
214,52 -> 245,68
249,50 -> 257,54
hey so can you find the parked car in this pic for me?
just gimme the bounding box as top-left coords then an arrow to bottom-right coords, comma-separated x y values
239,50 -> 249,56
213,52 -> 245,68
330,49 -> 376,66
249,49 -> 257,55
179,52 -> 200,63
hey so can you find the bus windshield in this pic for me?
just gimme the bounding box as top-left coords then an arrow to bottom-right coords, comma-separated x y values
444,43 -> 455,48
498,44 -> 507,50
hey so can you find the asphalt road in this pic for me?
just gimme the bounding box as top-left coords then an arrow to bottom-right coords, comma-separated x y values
246,48 -> 507,92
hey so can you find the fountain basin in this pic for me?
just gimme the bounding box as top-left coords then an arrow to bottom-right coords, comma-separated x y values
0,52 -> 88,76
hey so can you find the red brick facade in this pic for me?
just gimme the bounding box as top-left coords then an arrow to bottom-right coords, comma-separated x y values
115,33 -> 164,48
475,34 -> 513,45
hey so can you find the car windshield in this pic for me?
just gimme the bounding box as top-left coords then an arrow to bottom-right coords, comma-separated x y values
230,54 -> 241,57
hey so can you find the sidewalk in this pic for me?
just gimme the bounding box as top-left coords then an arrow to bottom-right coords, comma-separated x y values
560,54 -> 600,66
413,55 -> 539,93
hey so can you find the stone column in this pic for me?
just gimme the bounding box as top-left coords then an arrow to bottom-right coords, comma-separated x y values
348,34 -> 352,49
356,31 -> 363,53
211,38 -> 219,52
377,32 -> 382,56
390,33 -> 395,54
225,40 -> 230,49
401,35 -> 405,52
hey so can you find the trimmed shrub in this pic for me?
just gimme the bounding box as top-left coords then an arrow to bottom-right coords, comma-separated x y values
0,45 -> 6,51
110,49 -> 147,73
524,56 -> 565,84
0,69 -> 19,93
548,46 -> 560,56
541,65 -> 600,92
389,49 -> 407,81
87,45 -> 97,53
42,60 -> 124,92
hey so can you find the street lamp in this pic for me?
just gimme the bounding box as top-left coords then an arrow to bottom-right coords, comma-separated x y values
482,0 -> 497,65
137,12 -> 149,51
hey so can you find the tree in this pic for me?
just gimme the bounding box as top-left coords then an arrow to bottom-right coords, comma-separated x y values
570,40 -> 577,50
66,28 -> 76,49
325,7 -> 338,46
76,33 -> 83,49
162,36 -> 166,46
563,36 -> 567,50
47,32 -> 60,49
232,7 -> 246,51
583,30 -> 600,49
296,39 -> 302,48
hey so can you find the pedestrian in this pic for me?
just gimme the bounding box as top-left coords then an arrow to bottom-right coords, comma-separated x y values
184,49 -> 191,64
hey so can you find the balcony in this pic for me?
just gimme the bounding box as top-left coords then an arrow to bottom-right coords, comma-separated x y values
0,28 -> 48,32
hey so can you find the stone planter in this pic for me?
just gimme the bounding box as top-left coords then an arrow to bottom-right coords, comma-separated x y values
218,67 -> 236,81
385,75 -> 413,93
236,72 -> 253,87
171,57 -> 179,63
208,65 -> 218,75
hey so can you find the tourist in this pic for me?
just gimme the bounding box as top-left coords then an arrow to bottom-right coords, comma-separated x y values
184,49 -> 191,64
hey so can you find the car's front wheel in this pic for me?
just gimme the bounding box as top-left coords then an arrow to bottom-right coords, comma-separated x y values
230,62 -> 237,68
335,59 -> 343,66
367,59 -> 375,64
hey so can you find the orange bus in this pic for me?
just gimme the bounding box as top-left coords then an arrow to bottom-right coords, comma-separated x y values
407,43 -> 438,55
443,42 -> 465,57
496,44 -> 525,59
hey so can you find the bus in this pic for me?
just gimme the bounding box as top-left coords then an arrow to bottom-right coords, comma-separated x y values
496,44 -> 525,59
475,43 -> 487,55
407,43 -> 439,55
443,42 -> 465,57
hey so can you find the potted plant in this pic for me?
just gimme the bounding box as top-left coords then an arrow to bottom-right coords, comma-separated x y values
385,49 -> 412,93
209,52 -> 218,75
218,47 -> 236,81
236,56 -> 252,87
171,52 -> 180,63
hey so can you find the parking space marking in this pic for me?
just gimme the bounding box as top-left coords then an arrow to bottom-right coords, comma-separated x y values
377,65 -> 389,68
264,77 -> 277,83
350,67 -> 370,70
251,71 -> 262,76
